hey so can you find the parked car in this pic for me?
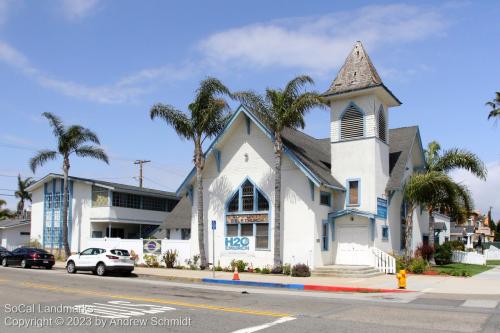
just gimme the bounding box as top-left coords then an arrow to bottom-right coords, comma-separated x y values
0,246 -> 9,262
66,248 -> 134,276
1,247 -> 55,269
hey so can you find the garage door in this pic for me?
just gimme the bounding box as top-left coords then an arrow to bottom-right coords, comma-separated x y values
335,226 -> 371,265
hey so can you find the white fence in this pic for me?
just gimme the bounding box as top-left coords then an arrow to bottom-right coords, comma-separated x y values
371,247 -> 396,274
86,238 -> 192,266
452,250 -> 486,265
485,246 -> 500,261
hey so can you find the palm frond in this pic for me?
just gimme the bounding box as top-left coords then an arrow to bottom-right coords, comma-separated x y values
42,112 -> 65,137
74,146 -> 109,164
65,125 -> 101,148
284,75 -> 314,100
434,148 -> 487,180
195,77 -> 232,107
150,103 -> 193,140
30,150 -> 58,173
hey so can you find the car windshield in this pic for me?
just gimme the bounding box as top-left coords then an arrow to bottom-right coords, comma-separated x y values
110,249 -> 130,256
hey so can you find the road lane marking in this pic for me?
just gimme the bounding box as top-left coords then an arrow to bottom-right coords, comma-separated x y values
231,316 -> 296,333
19,282 -> 290,317
74,301 -> 176,319
461,300 -> 498,308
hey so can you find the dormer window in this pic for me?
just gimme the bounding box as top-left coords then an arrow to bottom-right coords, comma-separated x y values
340,103 -> 364,140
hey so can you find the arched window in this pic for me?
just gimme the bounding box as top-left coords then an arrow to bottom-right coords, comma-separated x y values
378,107 -> 386,142
340,103 -> 364,140
225,179 -> 270,249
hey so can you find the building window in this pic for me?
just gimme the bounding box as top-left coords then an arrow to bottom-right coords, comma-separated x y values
111,191 -> 178,212
320,191 -> 331,206
166,229 -> 171,239
20,232 -> 30,236
347,180 -> 360,206
92,231 -> 103,238
378,107 -> 386,142
143,196 -> 167,211
112,192 -> 140,209
255,224 -> 269,249
225,178 -> 270,250
181,228 -> 191,240
322,221 -> 329,251
382,226 -> 389,240
92,186 -> 109,207
341,103 -> 364,140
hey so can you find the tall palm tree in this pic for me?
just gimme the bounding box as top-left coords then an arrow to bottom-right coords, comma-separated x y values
486,92 -> 500,120
30,112 -> 109,257
150,77 -> 233,269
403,172 -> 471,260
424,141 -> 486,249
236,75 -> 326,266
0,199 -> 15,221
15,174 -> 36,217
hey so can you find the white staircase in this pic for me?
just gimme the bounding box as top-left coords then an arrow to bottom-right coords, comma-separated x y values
371,247 -> 396,274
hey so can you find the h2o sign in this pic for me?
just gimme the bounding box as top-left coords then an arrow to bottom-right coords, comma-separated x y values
225,237 -> 250,250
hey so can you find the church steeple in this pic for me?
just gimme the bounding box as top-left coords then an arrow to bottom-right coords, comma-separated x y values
324,41 -> 401,107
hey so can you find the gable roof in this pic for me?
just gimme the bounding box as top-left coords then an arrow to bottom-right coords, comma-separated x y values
176,105 -> 345,197
26,173 -> 177,199
386,126 -> 424,192
0,218 -> 30,229
151,195 -> 192,238
323,41 -> 401,105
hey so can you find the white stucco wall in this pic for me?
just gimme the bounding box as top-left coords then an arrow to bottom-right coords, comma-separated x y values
0,224 -> 31,250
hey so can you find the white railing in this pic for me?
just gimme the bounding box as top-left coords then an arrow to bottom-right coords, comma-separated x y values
452,250 -> 486,265
371,247 -> 396,274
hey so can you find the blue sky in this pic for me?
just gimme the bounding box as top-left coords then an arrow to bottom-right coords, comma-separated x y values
0,1 -> 498,216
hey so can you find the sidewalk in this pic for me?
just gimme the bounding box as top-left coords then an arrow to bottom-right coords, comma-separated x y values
53,262 -> 500,295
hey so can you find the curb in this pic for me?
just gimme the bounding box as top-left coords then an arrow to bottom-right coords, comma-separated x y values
201,278 -> 413,293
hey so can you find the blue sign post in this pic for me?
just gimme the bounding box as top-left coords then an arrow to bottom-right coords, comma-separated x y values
211,220 -> 216,277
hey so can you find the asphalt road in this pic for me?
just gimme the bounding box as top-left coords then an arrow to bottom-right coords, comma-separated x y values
0,266 -> 499,333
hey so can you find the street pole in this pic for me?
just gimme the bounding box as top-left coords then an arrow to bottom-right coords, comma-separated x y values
134,160 -> 151,188
212,220 -> 216,278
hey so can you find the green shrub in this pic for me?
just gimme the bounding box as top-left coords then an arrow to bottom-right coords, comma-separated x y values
261,267 -> 270,274
185,255 -> 200,270
282,263 -> 291,276
271,265 -> 283,274
214,260 -> 223,271
291,263 -> 311,277
143,254 -> 160,268
415,243 -> 434,261
230,259 -> 248,272
162,249 -> 178,268
448,240 -> 465,251
434,243 -> 453,265
395,255 -> 408,272
408,257 -> 427,274
254,267 -> 261,273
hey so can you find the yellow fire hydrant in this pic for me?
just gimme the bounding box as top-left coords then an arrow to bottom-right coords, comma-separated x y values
396,269 -> 407,289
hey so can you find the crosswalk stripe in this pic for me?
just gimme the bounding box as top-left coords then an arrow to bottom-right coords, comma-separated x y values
461,300 -> 498,308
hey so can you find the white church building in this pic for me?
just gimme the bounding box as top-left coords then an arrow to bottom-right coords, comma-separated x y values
176,41 -> 435,271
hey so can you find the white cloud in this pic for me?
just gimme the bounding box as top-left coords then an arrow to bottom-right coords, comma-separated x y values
59,0 -> 101,20
451,161 -> 500,217
0,0 -> 12,26
0,40 -> 195,103
199,4 -> 448,75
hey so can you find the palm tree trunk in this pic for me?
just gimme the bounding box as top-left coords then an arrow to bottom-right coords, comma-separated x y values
428,207 -> 436,264
273,136 -> 282,267
405,205 -> 414,260
195,140 -> 207,269
62,158 -> 71,258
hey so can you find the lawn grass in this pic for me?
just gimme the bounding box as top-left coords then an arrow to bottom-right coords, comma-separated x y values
435,263 -> 493,277
486,260 -> 500,266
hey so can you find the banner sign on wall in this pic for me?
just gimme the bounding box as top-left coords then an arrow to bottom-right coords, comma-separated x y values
143,239 -> 161,255
225,237 -> 250,250
226,214 -> 267,224
377,197 -> 388,219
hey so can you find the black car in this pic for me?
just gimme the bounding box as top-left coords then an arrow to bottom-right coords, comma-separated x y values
0,246 -> 9,262
1,247 -> 55,269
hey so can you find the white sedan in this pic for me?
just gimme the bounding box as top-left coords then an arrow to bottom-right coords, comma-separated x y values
66,248 -> 134,276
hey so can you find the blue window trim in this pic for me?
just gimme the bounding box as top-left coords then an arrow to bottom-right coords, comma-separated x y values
346,178 -> 361,207
370,218 -> 375,241
331,219 -> 335,241
381,225 -> 389,241
320,191 -> 332,207
245,115 -> 251,134
339,101 -> 365,140
42,182 -> 47,248
224,177 -> 271,251
214,149 -> 221,173
322,219 -> 329,251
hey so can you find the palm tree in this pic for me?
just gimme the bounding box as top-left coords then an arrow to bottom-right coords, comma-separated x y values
15,174 -> 36,217
236,75 -> 326,266
486,92 -> 500,119
403,172 -> 471,260
30,112 -> 109,257
424,141 -> 486,250
150,77 -> 233,269
0,199 -> 15,221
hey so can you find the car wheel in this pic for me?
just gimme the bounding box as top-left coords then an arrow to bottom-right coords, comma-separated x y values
2,258 -> 7,267
96,263 -> 106,276
66,261 -> 76,274
21,259 -> 30,269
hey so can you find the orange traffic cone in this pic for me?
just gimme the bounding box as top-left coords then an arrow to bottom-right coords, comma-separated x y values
232,266 -> 240,280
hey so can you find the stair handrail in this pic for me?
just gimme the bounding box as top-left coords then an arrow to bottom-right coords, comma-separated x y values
371,247 -> 396,274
